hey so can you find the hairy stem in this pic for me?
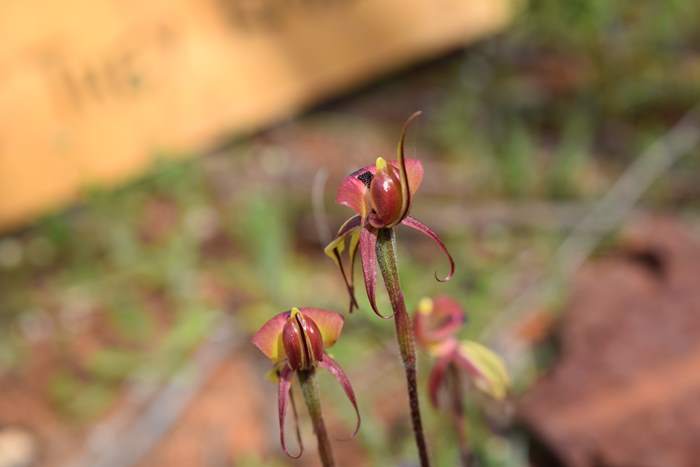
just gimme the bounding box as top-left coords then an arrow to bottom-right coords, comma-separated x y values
376,228 -> 431,467
298,369 -> 335,467
448,363 -> 473,467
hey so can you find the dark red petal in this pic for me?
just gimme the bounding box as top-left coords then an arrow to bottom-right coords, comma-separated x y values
296,312 -> 324,366
401,216 -> 455,282
369,166 -> 402,228
282,317 -> 305,371
359,227 -> 391,319
396,111 -> 422,223
319,354 -> 361,438
278,367 -> 303,458
427,347 -> 454,408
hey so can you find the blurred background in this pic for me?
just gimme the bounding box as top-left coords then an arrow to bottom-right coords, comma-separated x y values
1,1 -> 700,466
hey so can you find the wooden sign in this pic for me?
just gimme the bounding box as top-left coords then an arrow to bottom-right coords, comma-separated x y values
0,0 -> 511,230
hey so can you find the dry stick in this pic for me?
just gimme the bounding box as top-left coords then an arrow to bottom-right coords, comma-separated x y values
484,106 -> 700,353
376,228 -> 432,467
298,369 -> 335,467
447,363 -> 472,467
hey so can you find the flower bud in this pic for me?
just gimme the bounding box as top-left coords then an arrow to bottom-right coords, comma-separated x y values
282,308 -> 324,371
369,157 -> 403,227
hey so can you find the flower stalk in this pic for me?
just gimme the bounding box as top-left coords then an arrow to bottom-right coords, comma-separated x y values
326,112 -> 457,466
414,296 -> 510,467
298,369 -> 335,467
252,307 -> 360,463
447,363 -> 472,467
376,228 -> 431,467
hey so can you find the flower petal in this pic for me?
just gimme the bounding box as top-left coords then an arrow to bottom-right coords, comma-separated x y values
427,344 -> 455,408
455,340 -> 510,400
402,158 -> 424,197
278,367 -> 303,458
319,353 -> 361,438
359,227 -> 391,319
301,308 -> 344,349
401,216 -> 455,282
252,311 -> 289,363
324,216 -> 362,313
346,229 -> 361,313
414,296 -> 465,347
337,173 -> 369,218
396,111 -> 422,223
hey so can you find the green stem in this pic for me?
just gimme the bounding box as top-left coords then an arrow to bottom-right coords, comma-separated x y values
448,363 -> 472,467
376,228 -> 431,467
298,369 -> 335,467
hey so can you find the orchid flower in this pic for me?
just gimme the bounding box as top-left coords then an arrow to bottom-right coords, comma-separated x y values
414,296 -> 509,406
324,111 -> 455,317
414,296 -> 509,467
252,307 -> 360,465
324,112 -> 454,467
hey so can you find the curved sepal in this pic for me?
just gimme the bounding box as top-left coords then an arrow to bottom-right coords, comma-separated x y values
395,111 -> 422,224
401,216 -> 455,282
324,216 -> 361,313
278,367 -> 303,458
455,340 -> 510,400
359,227 -> 392,319
345,230 -> 361,313
427,343 -> 455,408
319,354 -> 361,438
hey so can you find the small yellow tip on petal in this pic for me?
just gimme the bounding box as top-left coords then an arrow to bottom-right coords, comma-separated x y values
375,157 -> 388,172
290,307 -> 301,318
418,297 -> 433,315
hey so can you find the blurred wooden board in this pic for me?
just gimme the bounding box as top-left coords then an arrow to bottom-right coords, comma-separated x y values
0,0 -> 511,230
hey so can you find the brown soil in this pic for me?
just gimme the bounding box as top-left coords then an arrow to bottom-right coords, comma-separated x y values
520,217 -> 700,467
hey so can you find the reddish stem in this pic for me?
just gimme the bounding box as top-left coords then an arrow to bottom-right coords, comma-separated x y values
376,228 -> 431,467
448,363 -> 473,467
298,369 -> 335,467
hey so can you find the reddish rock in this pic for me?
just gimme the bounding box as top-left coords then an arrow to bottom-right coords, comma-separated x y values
520,218 -> 700,467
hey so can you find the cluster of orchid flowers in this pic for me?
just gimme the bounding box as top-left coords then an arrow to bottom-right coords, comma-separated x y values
252,112 -> 508,467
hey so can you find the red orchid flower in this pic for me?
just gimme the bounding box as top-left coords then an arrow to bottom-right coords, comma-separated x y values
324,112 -> 455,317
414,296 -> 465,348
414,297 -> 509,407
252,307 -> 360,458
